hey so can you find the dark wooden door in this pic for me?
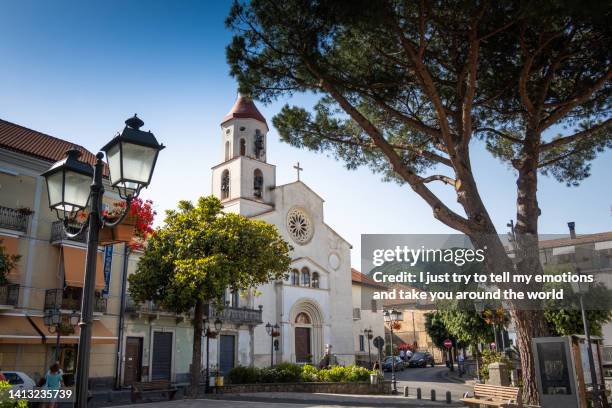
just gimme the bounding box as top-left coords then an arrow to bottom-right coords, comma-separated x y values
295,327 -> 311,363
219,335 -> 235,375
151,332 -> 172,381
124,337 -> 142,386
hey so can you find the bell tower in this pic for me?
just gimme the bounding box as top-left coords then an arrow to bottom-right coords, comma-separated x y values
211,94 -> 276,216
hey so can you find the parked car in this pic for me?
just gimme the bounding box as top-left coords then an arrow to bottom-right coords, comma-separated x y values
407,352 -> 435,368
0,371 -> 37,390
382,356 -> 405,372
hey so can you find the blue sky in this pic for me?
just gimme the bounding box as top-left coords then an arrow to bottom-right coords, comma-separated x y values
1,0 -> 610,267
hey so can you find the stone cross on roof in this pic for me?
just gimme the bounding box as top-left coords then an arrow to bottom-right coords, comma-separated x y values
293,162 -> 303,181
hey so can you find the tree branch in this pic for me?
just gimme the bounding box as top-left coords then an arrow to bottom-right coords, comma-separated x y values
420,175 -> 457,186
539,118 -> 612,152
540,70 -> 612,130
474,127 -> 524,144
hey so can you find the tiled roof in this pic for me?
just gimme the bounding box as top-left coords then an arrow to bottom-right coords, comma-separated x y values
0,118 -> 107,174
538,232 -> 612,249
221,95 -> 268,127
352,268 -> 388,289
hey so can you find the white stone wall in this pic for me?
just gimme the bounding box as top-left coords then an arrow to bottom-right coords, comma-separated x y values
352,283 -> 385,362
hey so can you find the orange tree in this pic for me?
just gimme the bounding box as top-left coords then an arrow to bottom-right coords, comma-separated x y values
128,196 -> 291,395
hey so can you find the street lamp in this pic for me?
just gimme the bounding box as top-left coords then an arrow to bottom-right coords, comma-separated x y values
473,300 -> 484,383
265,322 -> 280,367
572,268 -> 602,408
384,309 -> 401,394
204,317 -> 223,393
364,328 -> 373,369
41,115 -> 164,408
44,309 -> 80,360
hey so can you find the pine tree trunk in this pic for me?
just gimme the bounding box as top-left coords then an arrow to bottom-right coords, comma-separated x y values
189,298 -> 203,397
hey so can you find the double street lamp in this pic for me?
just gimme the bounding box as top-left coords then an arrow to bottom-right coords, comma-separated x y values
265,322 -> 280,367
41,115 -> 164,408
383,309 -> 401,395
44,309 -> 79,361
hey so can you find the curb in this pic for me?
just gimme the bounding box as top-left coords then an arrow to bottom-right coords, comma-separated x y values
202,394 -> 465,407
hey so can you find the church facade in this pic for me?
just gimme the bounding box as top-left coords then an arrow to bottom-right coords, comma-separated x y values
209,96 -> 355,370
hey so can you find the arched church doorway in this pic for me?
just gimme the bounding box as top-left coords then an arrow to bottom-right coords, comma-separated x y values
290,300 -> 324,364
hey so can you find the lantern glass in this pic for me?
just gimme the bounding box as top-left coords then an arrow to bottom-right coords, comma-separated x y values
42,149 -> 93,220
102,115 -> 164,199
63,170 -> 92,210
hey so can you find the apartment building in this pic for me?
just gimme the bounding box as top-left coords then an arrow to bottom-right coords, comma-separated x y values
0,118 -> 124,387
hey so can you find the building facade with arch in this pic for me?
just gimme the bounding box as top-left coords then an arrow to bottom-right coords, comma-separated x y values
210,95 -> 355,369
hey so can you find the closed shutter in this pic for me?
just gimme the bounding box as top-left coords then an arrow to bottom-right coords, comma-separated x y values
151,332 -> 172,381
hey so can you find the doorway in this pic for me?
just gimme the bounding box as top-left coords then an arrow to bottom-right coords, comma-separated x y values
295,327 -> 312,363
219,335 -> 236,375
124,337 -> 143,386
151,332 -> 172,381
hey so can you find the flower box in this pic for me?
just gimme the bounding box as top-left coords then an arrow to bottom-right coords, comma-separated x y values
98,227 -> 117,245
112,219 -> 137,242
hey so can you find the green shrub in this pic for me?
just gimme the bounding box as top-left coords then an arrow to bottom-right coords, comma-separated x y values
258,364 -> 302,383
318,365 -> 349,382
346,365 -> 372,382
274,362 -> 302,382
301,364 -> 319,382
0,380 -> 28,407
227,366 -> 260,384
479,349 -> 513,381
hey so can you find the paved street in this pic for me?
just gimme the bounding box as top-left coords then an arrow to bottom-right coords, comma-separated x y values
385,365 -> 472,400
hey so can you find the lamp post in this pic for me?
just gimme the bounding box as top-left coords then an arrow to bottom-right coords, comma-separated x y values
204,317 -> 223,393
41,115 -> 164,408
265,322 -> 280,367
473,300 -> 484,384
573,268 -> 602,408
44,309 -> 79,361
384,309 -> 400,394
364,328 -> 373,369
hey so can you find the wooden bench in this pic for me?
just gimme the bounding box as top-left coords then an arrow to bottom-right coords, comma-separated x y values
131,380 -> 178,403
461,383 -> 522,407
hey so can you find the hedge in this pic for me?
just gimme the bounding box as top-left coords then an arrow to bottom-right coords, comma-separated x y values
227,363 -> 378,384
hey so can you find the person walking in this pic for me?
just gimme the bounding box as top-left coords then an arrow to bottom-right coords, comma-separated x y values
457,351 -> 465,377
43,363 -> 63,408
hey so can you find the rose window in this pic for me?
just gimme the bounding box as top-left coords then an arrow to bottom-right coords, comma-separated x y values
287,208 -> 313,244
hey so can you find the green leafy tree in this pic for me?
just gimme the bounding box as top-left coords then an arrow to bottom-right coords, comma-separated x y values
0,239 -> 20,286
544,283 -> 612,336
226,1 -> 610,403
424,311 -> 456,350
128,196 -> 291,395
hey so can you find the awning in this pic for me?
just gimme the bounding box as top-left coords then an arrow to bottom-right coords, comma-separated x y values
0,315 -> 44,344
62,246 -> 105,290
31,317 -> 117,345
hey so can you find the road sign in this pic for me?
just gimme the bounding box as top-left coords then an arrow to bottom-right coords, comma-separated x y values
373,336 -> 385,349
444,339 -> 453,349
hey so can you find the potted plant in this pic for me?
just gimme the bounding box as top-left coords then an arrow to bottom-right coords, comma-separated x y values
102,198 -> 156,248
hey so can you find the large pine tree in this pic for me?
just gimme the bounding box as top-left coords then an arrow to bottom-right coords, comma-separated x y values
225,0 -> 611,402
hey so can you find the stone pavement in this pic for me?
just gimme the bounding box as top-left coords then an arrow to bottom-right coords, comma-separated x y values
112,392 -> 465,407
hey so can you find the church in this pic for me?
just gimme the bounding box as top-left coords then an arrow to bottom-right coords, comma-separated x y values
209,95 -> 355,370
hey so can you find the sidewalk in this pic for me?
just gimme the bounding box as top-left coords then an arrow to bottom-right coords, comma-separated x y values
205,392 -> 465,407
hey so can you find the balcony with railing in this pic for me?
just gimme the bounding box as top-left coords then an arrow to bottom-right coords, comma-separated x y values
0,284 -> 19,308
0,206 -> 31,232
44,288 -> 107,313
50,221 -> 88,244
204,303 -> 263,326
